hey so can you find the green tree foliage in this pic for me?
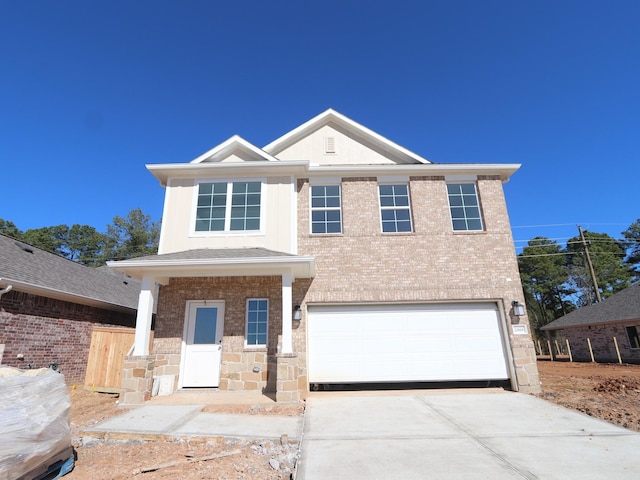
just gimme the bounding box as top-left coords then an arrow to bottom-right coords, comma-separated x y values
102,208 -> 160,262
65,224 -> 107,266
0,219 -> 21,238
566,231 -> 633,305
623,218 -> 640,273
0,209 -> 159,266
22,225 -> 68,255
518,237 -> 575,334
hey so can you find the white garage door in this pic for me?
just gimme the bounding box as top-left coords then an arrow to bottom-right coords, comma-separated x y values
307,303 -> 509,384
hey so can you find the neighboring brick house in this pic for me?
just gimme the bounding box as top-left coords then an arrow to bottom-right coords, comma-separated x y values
109,109 -> 540,404
541,283 -> 640,363
0,233 -> 138,384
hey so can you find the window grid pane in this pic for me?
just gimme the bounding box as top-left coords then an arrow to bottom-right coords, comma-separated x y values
196,181 -> 261,232
246,299 -> 269,346
378,184 -> 413,233
447,183 -> 483,231
311,185 -> 342,234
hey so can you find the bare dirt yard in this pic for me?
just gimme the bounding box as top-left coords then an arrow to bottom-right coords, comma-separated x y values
64,361 -> 640,479
536,360 -> 640,432
66,389 -> 303,480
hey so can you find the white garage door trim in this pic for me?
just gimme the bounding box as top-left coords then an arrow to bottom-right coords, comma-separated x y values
307,303 -> 510,384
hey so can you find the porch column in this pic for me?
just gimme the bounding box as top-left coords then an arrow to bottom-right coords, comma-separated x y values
133,275 -> 155,356
281,272 -> 293,354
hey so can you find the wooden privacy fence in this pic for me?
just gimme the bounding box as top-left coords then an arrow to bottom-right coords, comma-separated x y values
84,326 -> 154,392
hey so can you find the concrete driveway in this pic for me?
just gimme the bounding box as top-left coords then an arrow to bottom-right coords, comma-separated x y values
297,390 -> 640,480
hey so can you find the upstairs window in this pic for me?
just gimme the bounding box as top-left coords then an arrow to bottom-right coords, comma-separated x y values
447,183 -> 483,231
196,181 -> 262,232
378,184 -> 413,233
246,299 -> 269,347
311,185 -> 342,234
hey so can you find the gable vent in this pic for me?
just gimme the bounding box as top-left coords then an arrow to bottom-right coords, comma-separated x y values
325,136 -> 336,154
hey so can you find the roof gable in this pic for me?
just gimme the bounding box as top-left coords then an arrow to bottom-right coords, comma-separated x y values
190,135 -> 279,164
263,109 -> 431,165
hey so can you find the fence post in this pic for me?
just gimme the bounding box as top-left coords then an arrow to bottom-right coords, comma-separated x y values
587,338 -> 595,362
565,338 -> 573,362
613,337 -> 622,364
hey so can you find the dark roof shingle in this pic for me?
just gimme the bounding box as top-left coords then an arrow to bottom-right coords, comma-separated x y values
541,283 -> 640,330
0,234 -> 139,310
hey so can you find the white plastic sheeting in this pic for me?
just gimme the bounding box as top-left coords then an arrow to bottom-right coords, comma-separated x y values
0,366 -> 71,479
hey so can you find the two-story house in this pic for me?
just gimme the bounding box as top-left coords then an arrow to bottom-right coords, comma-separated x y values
109,109 -> 540,404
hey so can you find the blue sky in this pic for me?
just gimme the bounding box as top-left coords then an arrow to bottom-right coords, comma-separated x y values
2,1 -> 638,252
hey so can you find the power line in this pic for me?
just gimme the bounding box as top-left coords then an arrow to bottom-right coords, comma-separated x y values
511,222 -> 631,229
518,251 -> 628,259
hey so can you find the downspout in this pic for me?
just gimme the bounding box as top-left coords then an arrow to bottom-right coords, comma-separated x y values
0,284 -> 12,301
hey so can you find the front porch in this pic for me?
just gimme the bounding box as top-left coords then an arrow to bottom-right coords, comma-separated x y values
107,248 -> 315,405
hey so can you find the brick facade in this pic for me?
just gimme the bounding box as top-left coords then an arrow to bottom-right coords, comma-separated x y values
293,176 -> 540,394
0,290 -> 135,384
152,276 -> 287,393
554,324 -> 640,363
146,175 -> 540,400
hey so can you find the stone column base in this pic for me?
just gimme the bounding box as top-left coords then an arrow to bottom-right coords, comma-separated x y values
120,355 -> 155,405
275,353 -> 304,403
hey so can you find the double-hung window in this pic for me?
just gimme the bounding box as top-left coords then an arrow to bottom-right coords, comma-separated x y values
447,183 -> 483,231
195,181 -> 262,232
378,184 -> 413,233
310,185 -> 342,234
246,299 -> 268,347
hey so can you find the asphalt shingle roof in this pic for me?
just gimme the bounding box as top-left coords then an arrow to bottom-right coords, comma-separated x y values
0,233 -> 139,310
541,283 -> 640,331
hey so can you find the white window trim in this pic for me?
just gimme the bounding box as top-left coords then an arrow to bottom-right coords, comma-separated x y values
245,298 -> 269,348
190,177 -> 267,237
446,182 -> 484,232
309,183 -> 343,235
377,182 -> 413,234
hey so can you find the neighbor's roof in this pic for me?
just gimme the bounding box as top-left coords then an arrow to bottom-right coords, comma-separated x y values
108,247 -> 315,282
541,283 -> 640,331
0,233 -> 139,312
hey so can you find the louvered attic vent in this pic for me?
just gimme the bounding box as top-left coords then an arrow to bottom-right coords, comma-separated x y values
325,136 -> 336,154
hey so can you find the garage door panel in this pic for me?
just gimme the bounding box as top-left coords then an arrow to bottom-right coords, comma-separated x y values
308,303 -> 509,384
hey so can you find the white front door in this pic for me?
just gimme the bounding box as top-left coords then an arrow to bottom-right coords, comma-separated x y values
181,301 -> 225,388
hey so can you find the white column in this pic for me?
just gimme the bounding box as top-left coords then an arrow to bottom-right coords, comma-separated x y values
133,275 -> 155,356
281,272 -> 293,354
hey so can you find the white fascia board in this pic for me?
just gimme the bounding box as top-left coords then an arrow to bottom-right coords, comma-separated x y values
190,135 -> 281,164
263,109 -> 431,165
306,164 -> 521,183
147,161 -> 310,186
107,256 -> 316,280
0,277 -> 136,314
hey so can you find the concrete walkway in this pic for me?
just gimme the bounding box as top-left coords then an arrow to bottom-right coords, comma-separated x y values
298,390 -> 640,480
83,404 -> 303,442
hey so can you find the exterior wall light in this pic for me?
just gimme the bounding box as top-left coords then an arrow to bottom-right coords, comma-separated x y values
293,305 -> 302,321
512,301 -> 526,317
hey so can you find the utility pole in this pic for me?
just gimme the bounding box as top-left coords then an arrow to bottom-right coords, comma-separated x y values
578,225 -> 602,303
